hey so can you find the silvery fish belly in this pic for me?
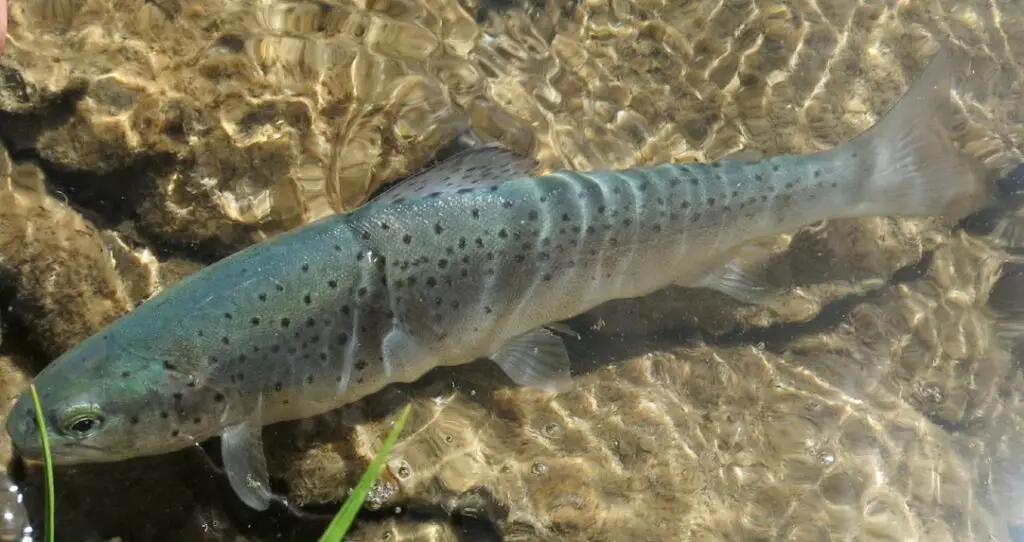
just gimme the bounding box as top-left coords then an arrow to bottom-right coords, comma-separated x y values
3,45 -> 990,512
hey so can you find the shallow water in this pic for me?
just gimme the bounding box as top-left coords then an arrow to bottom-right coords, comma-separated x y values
0,0 -> 1022,540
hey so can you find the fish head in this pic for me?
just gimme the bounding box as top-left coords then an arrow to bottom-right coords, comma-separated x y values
6,330 -> 230,465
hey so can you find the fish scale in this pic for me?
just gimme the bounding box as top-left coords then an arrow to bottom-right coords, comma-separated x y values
5,45 -> 990,513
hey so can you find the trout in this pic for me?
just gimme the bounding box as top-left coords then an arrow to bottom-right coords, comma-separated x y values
4,45 -> 989,510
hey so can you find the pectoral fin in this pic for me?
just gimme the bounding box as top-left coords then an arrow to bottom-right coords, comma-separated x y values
491,327 -> 573,392
221,419 -> 273,511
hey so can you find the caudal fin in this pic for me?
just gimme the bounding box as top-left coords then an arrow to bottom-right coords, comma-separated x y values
843,44 -> 990,220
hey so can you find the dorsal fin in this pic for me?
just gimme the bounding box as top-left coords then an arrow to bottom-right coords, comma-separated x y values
371,145 -> 539,205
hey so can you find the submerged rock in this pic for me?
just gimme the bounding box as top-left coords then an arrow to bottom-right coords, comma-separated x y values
0,0 -> 1021,540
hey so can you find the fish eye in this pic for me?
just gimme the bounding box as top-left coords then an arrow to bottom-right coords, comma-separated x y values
59,406 -> 104,437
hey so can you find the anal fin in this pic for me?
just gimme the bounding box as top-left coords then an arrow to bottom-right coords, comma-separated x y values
688,245 -> 781,305
490,328 -> 573,393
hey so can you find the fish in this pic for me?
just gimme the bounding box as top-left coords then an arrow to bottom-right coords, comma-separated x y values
4,44 -> 990,512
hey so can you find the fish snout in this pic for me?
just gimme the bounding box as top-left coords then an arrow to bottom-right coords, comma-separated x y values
4,394 -> 43,460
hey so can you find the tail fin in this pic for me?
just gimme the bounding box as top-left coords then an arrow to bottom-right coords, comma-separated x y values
841,44 -> 990,220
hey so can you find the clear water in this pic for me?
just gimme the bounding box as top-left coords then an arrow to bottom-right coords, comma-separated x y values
0,0 -> 1022,541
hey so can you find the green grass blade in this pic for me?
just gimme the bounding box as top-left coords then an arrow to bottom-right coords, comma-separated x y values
318,403 -> 412,542
29,384 -> 55,542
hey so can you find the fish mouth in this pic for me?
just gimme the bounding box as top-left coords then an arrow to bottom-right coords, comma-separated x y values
15,440 -> 116,466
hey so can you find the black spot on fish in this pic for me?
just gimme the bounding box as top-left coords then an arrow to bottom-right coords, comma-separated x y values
459,237 -> 467,249
221,336 -> 230,345
197,330 -> 204,337
306,375 -> 314,384
502,200 -> 513,208
355,360 -> 368,371
121,370 -> 130,378
707,198 -> 716,206
302,263 -> 310,272
172,430 -> 180,437
435,223 -> 444,235
542,273 -> 553,282
342,305 -> 351,316
379,222 -> 390,231
426,277 -> 437,287
484,306 -> 493,314
623,219 -> 632,226
357,287 -> 367,297
275,284 -> 284,292
258,293 -> 267,302
498,229 -> 508,239
528,210 -> 539,221
160,411 -> 169,419
251,317 -> 260,326
224,313 -> 232,320
338,332 -> 348,345
772,165 -> 780,173
303,294 -> 312,305
402,234 -> 412,244
475,237 -> 484,248
214,393 -> 224,402
173,392 -> 183,401
193,417 -> 202,424
281,318 -> 291,328
163,361 -> 176,370
472,208 -> 480,219
438,259 -> 448,269
274,382 -> 283,391
562,213 -> 571,222
130,415 -> 140,424
306,318 -> 316,327
328,280 -> 338,289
